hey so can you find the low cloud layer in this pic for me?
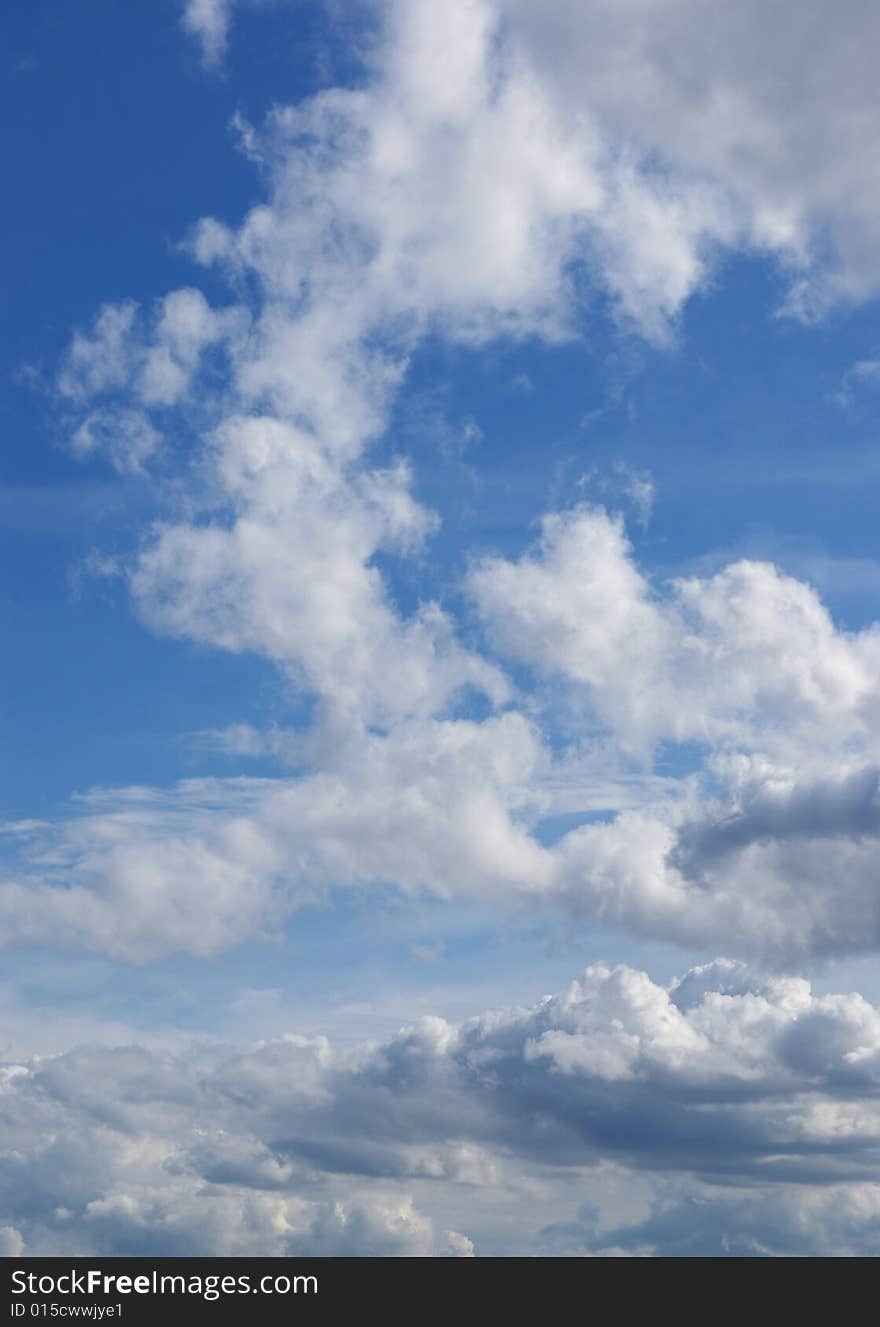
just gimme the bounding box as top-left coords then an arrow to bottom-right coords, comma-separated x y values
5,960 -> 880,1255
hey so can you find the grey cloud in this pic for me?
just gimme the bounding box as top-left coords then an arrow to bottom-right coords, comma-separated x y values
672,767 -> 880,875
547,1183 -> 880,1258
6,961 -> 880,1253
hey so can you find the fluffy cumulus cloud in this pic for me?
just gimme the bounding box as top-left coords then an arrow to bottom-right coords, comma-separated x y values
6,960 -> 880,1255
11,0 -> 880,1255
7,494 -> 880,962
467,504 -> 880,960
131,416 -> 507,726
0,715 -> 547,961
20,0 -> 879,966
498,0 -> 880,314
182,0 -> 880,314
179,0 -> 742,363
470,504 -> 880,758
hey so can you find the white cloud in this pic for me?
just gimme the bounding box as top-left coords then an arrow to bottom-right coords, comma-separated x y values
57,290 -> 245,470
470,503 -> 880,759
835,357 -> 880,405
58,301 -> 140,402
183,0 -> 742,378
0,715 -> 547,961
181,0 -> 236,69
57,0 -> 880,749
131,416 -> 507,728
137,288 -> 240,407
462,503 -> 880,958
182,0 -> 880,322
39,2 -> 880,968
70,409 -> 161,475
498,0 -> 880,312
7,497 -> 880,963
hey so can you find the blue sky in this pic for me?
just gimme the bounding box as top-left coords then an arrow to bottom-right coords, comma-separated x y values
5,0 -> 880,1258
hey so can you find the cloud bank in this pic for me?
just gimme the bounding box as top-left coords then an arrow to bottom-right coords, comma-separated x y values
6,960 -> 880,1255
